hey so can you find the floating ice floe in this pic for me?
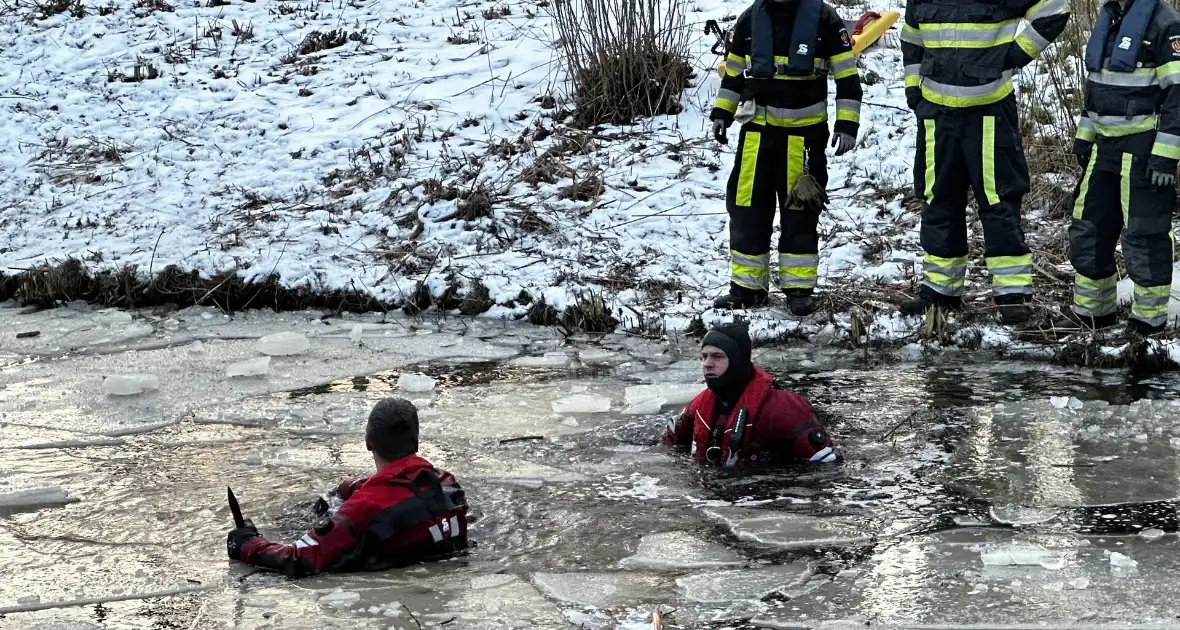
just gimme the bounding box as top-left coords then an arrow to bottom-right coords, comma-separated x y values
101,374 -> 160,396
256,331 -> 310,356
226,356 -> 270,378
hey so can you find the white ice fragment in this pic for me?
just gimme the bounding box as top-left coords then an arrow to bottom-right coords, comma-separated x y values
16,595 -> 40,605
622,398 -> 666,415
979,542 -> 1060,567
227,356 -> 270,378
511,352 -> 571,368
319,590 -> 360,606
1110,552 -> 1138,568
551,394 -> 611,414
1067,397 -> 1084,409
624,383 -> 700,408
1067,576 -> 1091,590
1038,556 -> 1067,570
485,477 -> 544,489
1050,396 -> 1069,409
102,374 -> 160,396
256,332 -> 310,356
187,340 -> 204,354
397,373 -> 437,392
350,324 -> 363,345
1139,528 -> 1166,540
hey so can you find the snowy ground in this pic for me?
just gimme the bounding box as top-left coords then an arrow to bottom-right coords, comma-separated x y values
2,0 -> 1179,353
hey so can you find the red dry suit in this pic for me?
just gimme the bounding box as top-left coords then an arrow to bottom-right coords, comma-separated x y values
239,454 -> 468,577
663,367 -> 841,465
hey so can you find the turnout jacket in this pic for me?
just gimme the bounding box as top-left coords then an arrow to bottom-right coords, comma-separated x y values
239,455 -> 468,577
711,1 -> 863,139
1075,0 -> 1180,175
662,367 -> 841,466
901,0 -> 1070,114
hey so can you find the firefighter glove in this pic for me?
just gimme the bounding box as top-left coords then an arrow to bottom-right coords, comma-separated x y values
226,519 -> 259,561
711,119 -> 728,145
1151,170 -> 1176,188
831,132 -> 855,156
1073,139 -> 1092,168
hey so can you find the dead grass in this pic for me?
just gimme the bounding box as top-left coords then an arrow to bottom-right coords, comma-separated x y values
550,0 -> 693,127
559,290 -> 617,333
28,136 -> 132,185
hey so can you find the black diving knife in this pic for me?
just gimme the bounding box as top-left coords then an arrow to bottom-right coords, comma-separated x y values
227,486 -> 245,528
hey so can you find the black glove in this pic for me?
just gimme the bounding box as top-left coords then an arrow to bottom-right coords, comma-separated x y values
711,119 -> 728,144
226,519 -> 259,561
1073,139 -> 1092,168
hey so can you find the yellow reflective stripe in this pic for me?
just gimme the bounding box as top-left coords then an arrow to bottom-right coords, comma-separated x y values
992,274 -> 1032,287
982,116 -> 999,207
736,131 -> 761,207
926,272 -> 966,289
1076,117 -> 1096,142
750,111 -> 828,128
1152,132 -> 1180,160
905,75 -> 920,88
714,97 -> 738,114
1076,273 -> 1117,290
833,67 -> 858,80
1121,153 -> 1132,226
1015,32 -> 1041,58
1092,114 -> 1158,137
1157,60 -> 1180,87
786,135 -> 805,209
919,19 -> 1019,48
1135,284 -> 1171,299
1073,157 -> 1095,220
836,109 -> 860,123
901,23 -> 922,46
987,255 -> 1031,268
923,119 -> 936,203
921,81 -> 1013,108
779,254 -> 818,289
1026,0 -> 1068,21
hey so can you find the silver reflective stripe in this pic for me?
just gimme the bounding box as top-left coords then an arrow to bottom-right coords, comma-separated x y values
923,72 -> 1014,98
732,251 -> 770,268
923,259 -> 967,277
920,21 -> 1018,44
761,101 -> 826,121
780,254 -> 819,267
1075,303 -> 1117,316
1027,0 -> 1068,20
1156,132 -> 1180,149
989,264 -> 1032,276
835,99 -> 861,115
900,25 -> 922,46
1134,293 -> 1170,308
923,279 -> 963,297
830,56 -> 856,75
726,58 -> 747,73
904,63 -> 921,78
1159,63 -> 1180,88
449,515 -> 461,537
993,285 -> 1033,296
716,88 -> 741,104
429,524 -> 443,543
1132,313 -> 1168,326
1086,112 -> 1158,127
1089,69 -> 1158,88
1018,24 -> 1052,53
1074,284 -> 1116,300
1078,116 -> 1095,132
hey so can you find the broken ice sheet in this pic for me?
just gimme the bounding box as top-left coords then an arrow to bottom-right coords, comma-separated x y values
551,393 -> 611,414
397,373 -> 437,392
979,541 -> 1063,568
1110,552 -> 1138,568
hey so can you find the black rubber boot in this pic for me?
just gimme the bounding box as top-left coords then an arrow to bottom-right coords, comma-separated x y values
787,294 -> 819,316
1051,310 -> 1118,331
713,285 -> 769,310
900,288 -> 962,316
1126,318 -> 1166,337
995,294 -> 1032,326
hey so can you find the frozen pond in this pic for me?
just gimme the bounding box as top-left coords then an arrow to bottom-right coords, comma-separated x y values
4,302 -> 1180,629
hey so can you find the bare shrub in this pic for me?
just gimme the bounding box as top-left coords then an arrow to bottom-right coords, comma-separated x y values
550,0 -> 692,127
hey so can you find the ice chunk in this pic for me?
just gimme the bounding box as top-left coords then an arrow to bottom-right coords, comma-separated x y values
618,532 -> 744,570
398,373 -> 437,392
702,507 -> 872,550
1139,528 -> 1165,540
677,564 -> 810,604
1050,396 -> 1069,409
350,324 -> 363,345
531,572 -> 665,608
226,356 -> 270,378
511,352 -> 572,368
256,332 -> 310,356
578,348 -> 617,363
1068,396 -> 1084,409
1067,576 -> 1091,590
1110,551 -> 1138,568
551,394 -> 611,414
622,398 -> 665,415
988,504 -> 1056,526
187,341 -> 204,354
318,590 -> 360,607
0,486 -> 77,515
624,383 -> 701,408
484,477 -> 545,489
101,374 -> 160,396
979,542 -> 1061,567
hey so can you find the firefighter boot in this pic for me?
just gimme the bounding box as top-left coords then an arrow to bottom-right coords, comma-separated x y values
785,290 -> 819,317
996,295 -> 1031,326
1050,309 -> 1118,332
1126,318 -> 1167,337
713,285 -> 769,310
900,288 -> 962,317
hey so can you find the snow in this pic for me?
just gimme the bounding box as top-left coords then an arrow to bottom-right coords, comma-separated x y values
255,331 -> 310,356
101,374 -> 160,395
550,393 -> 611,414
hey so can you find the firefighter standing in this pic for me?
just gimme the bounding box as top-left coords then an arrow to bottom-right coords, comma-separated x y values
710,0 -> 863,315
1066,0 -> 1180,335
899,0 -> 1071,324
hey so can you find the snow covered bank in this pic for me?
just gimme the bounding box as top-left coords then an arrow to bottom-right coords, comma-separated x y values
1,0 -> 1178,355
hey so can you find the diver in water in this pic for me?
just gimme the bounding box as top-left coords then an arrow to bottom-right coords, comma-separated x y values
226,397 -> 469,577
662,322 -> 841,466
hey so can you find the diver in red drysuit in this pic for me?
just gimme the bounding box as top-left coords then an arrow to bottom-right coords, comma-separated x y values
663,322 -> 841,466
